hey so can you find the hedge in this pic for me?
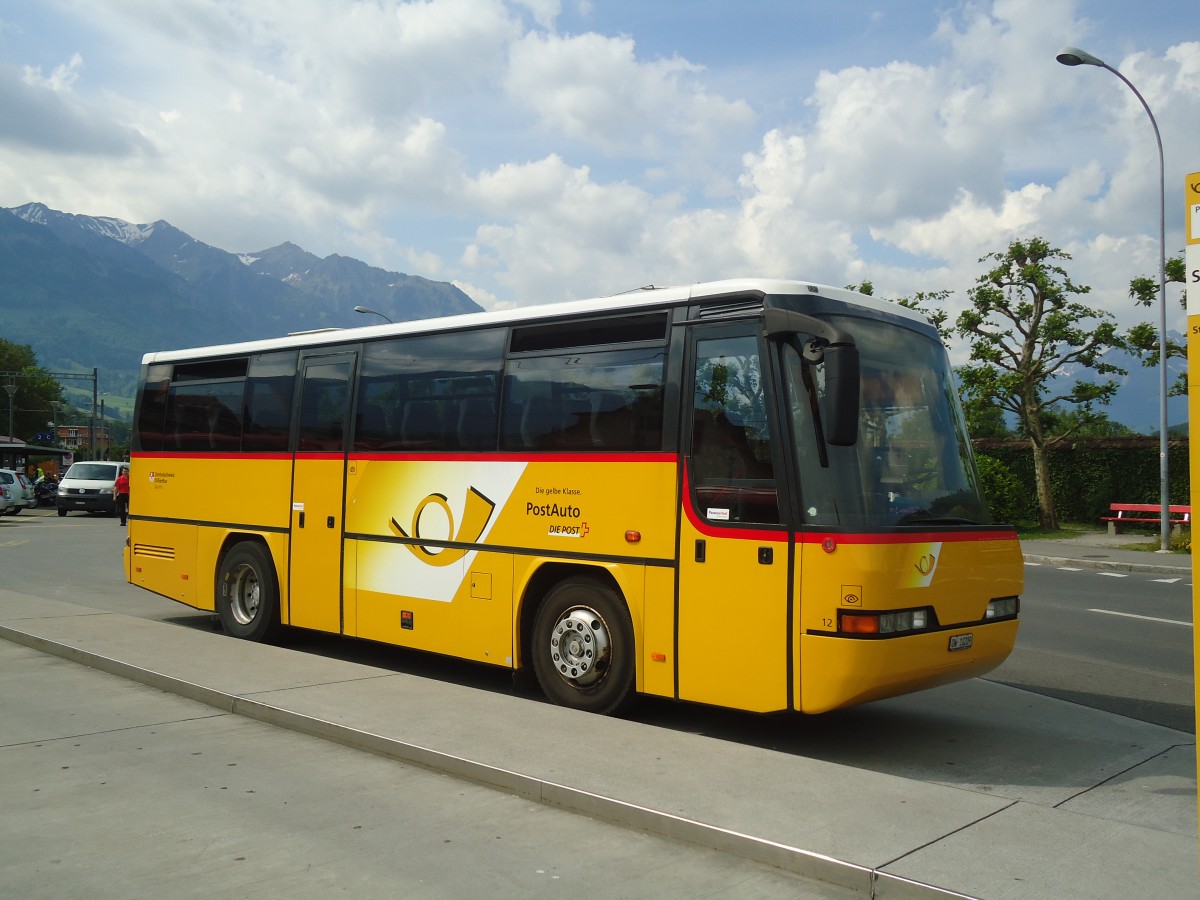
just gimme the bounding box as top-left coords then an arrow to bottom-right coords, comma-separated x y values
972,438 -> 1190,526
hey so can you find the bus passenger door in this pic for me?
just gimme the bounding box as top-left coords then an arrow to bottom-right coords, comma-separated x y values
289,352 -> 356,633
676,326 -> 792,713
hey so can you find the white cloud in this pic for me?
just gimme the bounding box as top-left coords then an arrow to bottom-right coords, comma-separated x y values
504,30 -> 754,158
0,0 -> 1194,349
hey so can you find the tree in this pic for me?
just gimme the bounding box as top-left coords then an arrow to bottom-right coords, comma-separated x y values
1126,254 -> 1186,397
0,339 -> 65,441
893,289 -> 951,341
954,238 -> 1125,530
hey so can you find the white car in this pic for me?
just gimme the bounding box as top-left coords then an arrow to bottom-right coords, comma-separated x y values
0,469 -> 36,514
0,484 -> 11,514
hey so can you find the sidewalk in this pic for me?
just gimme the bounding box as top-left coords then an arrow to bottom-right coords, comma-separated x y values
1,584 -> 1196,899
1020,530 -> 1192,576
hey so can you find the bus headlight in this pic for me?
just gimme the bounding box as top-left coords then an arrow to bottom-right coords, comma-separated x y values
986,596 -> 1019,619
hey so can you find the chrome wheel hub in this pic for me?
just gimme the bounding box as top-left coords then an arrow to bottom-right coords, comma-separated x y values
549,606 -> 611,687
227,565 -> 261,626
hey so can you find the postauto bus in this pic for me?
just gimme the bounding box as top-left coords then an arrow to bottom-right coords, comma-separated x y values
125,279 -> 1020,715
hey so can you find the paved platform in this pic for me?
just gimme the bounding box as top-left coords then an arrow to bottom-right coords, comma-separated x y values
1,582 -> 1195,899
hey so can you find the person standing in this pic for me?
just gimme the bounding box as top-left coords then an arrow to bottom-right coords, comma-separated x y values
114,465 -> 130,525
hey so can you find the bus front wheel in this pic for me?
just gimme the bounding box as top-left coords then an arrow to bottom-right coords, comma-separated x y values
216,543 -> 282,642
531,577 -> 634,715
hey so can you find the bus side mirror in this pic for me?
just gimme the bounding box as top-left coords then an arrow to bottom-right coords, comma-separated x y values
822,343 -> 859,447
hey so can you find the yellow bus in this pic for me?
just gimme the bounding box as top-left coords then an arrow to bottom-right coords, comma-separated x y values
125,278 -> 1021,715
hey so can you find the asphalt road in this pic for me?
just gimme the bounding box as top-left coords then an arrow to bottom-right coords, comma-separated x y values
987,562 -> 1194,733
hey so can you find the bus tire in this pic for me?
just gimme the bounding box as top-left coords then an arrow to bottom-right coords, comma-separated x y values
216,543 -> 282,643
531,577 -> 635,715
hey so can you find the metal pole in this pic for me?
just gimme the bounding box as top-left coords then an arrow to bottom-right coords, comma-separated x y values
4,382 -> 15,440
91,367 -> 98,460
1056,48 -> 1170,551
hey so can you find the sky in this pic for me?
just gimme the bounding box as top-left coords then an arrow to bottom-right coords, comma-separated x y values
0,0 -> 1197,358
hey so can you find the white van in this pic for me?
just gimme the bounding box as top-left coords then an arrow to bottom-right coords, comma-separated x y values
56,461 -> 123,517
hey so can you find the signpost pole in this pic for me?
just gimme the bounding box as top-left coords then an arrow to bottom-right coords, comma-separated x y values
1184,170 -> 1200,859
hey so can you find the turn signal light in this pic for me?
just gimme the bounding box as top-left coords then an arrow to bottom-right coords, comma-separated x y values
841,614 -> 879,634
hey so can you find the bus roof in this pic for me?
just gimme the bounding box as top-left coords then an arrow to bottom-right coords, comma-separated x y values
139,277 -> 932,365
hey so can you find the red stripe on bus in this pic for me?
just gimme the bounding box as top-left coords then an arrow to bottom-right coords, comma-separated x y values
797,529 -> 1018,545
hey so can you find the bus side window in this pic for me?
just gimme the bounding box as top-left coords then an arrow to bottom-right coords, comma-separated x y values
690,335 -> 779,524
356,331 -> 504,453
134,365 -> 171,452
242,352 -> 297,452
500,349 -> 665,452
298,363 -> 351,452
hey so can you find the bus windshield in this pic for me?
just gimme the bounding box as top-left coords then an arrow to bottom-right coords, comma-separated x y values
785,315 -> 988,528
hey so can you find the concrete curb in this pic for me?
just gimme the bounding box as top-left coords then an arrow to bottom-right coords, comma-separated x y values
1022,552 -> 1191,577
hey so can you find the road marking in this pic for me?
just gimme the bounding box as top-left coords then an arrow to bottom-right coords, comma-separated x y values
1152,577 -> 1183,584
1089,608 -> 1192,627
1095,572 -> 1128,578
1057,567 -> 1082,572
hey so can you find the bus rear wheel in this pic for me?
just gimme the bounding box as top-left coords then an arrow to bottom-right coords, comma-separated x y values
216,543 -> 282,642
531,577 -> 634,715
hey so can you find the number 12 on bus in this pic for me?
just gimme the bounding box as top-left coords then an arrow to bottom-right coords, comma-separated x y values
125,278 -> 1021,716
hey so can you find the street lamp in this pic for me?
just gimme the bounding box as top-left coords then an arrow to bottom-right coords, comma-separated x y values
353,305 -> 393,324
1056,45 -> 1170,553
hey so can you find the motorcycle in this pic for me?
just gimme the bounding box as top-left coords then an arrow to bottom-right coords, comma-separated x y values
34,477 -> 59,507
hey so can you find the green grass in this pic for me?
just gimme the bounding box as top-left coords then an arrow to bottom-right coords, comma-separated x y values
1014,522 -> 1107,541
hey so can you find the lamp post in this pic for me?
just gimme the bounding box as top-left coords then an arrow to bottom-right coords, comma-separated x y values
353,305 -> 393,324
1056,45 -> 1170,553
4,381 -> 15,441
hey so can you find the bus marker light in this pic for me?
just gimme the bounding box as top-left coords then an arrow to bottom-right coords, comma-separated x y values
180,573 -> 189,580
625,530 -> 641,543
651,652 -> 666,662
822,537 -> 837,553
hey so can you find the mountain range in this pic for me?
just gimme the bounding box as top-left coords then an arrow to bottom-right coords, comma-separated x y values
0,203 -> 481,400
0,202 -> 1185,433
1096,342 -> 1188,434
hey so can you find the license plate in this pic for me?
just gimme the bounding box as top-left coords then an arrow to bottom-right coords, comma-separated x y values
948,633 -> 973,652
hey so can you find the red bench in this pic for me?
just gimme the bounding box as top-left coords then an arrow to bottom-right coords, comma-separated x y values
1100,503 -> 1191,535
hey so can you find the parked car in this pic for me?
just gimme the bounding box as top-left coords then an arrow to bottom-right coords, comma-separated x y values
0,484 -> 12,515
0,469 -> 36,514
56,461 -> 123,517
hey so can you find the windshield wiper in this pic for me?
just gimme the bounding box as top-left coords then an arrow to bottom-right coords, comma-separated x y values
896,513 -> 980,526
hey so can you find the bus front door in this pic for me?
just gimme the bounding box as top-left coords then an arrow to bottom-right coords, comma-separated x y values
676,327 -> 792,713
289,352 -> 356,633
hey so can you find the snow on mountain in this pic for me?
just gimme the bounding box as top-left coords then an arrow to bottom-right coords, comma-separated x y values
11,202 -> 155,245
